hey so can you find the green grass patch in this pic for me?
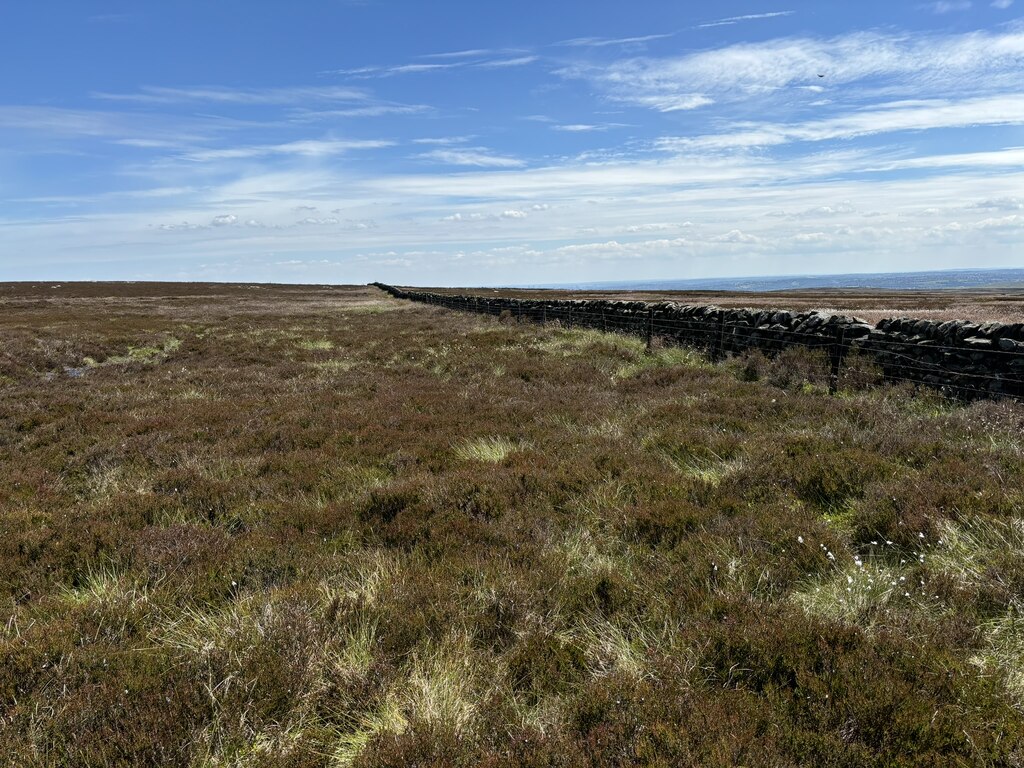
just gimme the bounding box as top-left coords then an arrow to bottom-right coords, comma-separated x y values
454,436 -> 525,463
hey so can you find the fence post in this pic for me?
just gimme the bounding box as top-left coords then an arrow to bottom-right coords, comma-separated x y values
715,314 -> 726,361
645,307 -> 654,351
542,306 -> 547,324
829,327 -> 846,395
602,308 -> 607,333
568,305 -> 574,329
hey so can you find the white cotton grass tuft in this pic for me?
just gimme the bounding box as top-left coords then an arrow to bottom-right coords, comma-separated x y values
790,554 -> 932,628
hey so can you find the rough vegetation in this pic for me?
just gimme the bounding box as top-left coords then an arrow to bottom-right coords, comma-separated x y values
377,283 -> 1024,400
2,282 -> 1024,766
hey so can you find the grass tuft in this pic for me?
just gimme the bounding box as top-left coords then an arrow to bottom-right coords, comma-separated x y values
453,436 -> 525,463
298,339 -> 335,351
972,603 -> 1024,707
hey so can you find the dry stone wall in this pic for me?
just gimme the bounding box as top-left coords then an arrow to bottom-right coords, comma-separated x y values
373,283 -> 1024,400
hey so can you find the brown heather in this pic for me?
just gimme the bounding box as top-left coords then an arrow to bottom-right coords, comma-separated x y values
2,281 -> 1024,767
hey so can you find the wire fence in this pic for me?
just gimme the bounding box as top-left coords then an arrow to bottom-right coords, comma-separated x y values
378,286 -> 1024,402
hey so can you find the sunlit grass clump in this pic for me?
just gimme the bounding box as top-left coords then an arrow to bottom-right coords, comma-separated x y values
454,435 -> 526,463
614,343 -> 709,379
973,604 -> 1024,707
297,338 -> 334,351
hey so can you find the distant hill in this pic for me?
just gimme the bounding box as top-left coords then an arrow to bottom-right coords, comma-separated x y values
538,268 -> 1024,293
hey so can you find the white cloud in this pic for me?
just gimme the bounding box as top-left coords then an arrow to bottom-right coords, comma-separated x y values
421,48 -> 497,59
476,56 -> 539,68
115,139 -> 183,149
328,55 -> 538,78
561,29 -> 1024,112
865,147 -> 1024,172
93,85 -> 369,105
971,197 -> 1024,210
411,136 -> 474,145
696,11 -> 795,28
10,21 -> 1024,285
710,229 -> 762,244
184,138 -> 393,162
992,0 -> 1014,7
327,62 -> 462,77
656,95 -> 1024,150
974,214 -> 1024,229
551,123 -> 630,132
925,1 -> 972,12
558,32 -> 676,48
379,63 -> 460,75
289,104 -> 431,119
13,155 -> 1024,283
418,148 -> 525,168
615,222 -> 689,233
440,209 -> 529,221
0,106 -> 219,144
441,212 -> 487,222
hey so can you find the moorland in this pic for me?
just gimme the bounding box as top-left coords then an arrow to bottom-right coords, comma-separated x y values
2,282 -> 1024,766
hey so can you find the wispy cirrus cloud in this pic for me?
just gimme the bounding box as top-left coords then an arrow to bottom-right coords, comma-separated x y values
0,105 -> 236,145
655,95 -> 1024,150
557,32 -> 676,48
350,62 -> 461,76
417,147 -> 525,168
326,54 -> 538,78
92,85 -> 369,105
556,12 -> 793,48
560,28 -> 1024,112
421,48 -> 527,59
184,138 -> 394,162
696,11 -> 795,28
421,48 -> 497,59
923,1 -> 972,12
411,135 -> 474,145
552,122 -> 630,132
476,56 -> 540,68
287,103 -> 432,120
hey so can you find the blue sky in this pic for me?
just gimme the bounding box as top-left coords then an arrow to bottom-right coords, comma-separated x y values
2,1 -> 1023,285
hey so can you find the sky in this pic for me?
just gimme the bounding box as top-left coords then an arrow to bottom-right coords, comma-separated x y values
2,1 -> 1023,286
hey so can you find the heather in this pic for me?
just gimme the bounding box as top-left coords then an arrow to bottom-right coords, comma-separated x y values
2,282 -> 1024,766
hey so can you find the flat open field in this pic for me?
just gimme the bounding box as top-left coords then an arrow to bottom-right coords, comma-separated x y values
4,282 -> 1024,766
420,285 -> 1024,325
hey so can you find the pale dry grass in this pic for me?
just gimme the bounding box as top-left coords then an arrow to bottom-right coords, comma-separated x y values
454,436 -> 526,463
